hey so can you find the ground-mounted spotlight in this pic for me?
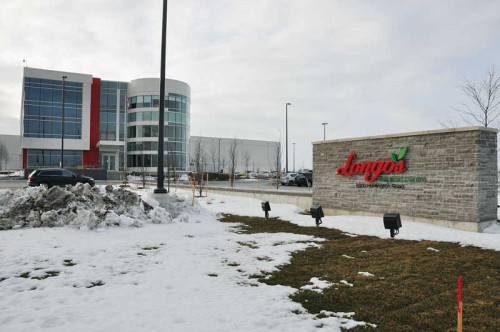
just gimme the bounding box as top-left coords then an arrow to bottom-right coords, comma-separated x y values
383,213 -> 402,238
261,201 -> 271,219
310,204 -> 324,226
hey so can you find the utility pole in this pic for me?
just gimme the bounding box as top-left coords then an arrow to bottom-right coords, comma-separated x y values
322,122 -> 328,141
155,0 -> 168,193
285,103 -> 291,173
61,75 -> 67,168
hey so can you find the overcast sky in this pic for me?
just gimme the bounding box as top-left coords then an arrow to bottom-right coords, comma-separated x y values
1,0 -> 499,169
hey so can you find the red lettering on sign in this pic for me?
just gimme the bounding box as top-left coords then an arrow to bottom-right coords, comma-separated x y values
337,152 -> 408,183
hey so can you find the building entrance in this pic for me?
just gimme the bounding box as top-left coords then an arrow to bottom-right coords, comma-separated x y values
102,154 -> 117,171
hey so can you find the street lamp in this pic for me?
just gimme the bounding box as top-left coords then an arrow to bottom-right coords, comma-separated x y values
285,102 -> 291,173
218,137 -> 221,173
266,142 -> 270,172
322,122 -> 328,141
292,142 -> 296,172
61,75 -> 67,168
155,0 -> 168,194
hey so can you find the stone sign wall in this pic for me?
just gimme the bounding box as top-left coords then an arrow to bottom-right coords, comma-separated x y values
312,127 -> 498,232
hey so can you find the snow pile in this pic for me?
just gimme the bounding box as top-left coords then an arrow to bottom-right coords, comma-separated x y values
138,190 -> 196,220
0,184 -> 174,230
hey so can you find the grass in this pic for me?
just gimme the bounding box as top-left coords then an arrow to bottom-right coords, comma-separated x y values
63,259 -> 76,266
220,214 -> 500,332
31,270 -> 60,280
86,280 -> 105,288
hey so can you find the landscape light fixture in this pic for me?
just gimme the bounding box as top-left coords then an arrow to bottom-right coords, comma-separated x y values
261,201 -> 271,219
322,122 -> 328,141
310,204 -> 324,226
285,103 -> 291,173
61,75 -> 67,168
383,213 -> 402,238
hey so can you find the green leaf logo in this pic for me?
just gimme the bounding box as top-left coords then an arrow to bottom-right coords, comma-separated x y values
391,147 -> 409,161
397,147 -> 408,161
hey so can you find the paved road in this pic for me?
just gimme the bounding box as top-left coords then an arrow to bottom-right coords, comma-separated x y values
0,179 -> 28,190
0,178 -> 313,193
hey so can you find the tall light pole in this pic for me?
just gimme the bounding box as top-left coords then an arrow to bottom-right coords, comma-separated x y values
61,75 -> 67,168
292,142 -> 295,172
155,0 -> 168,194
285,102 -> 291,173
218,137 -> 221,173
266,142 -> 269,172
322,122 -> 328,141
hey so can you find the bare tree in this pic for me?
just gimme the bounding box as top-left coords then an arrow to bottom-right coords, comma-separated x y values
209,138 -> 218,173
271,142 -> 281,190
444,66 -> 500,128
242,149 -> 251,173
192,137 -> 206,174
191,137 -> 208,196
197,153 -> 207,197
228,138 -> 238,187
220,155 -> 227,173
0,141 -> 8,171
139,154 -> 147,188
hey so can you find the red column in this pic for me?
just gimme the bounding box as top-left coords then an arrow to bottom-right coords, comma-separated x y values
83,78 -> 101,168
22,149 -> 27,169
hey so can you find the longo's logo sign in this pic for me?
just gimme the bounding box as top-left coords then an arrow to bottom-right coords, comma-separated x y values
337,147 -> 409,183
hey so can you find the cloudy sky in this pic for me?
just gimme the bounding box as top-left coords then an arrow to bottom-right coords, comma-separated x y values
1,0 -> 499,169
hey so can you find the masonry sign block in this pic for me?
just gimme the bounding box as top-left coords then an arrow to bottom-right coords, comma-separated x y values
312,127 -> 498,232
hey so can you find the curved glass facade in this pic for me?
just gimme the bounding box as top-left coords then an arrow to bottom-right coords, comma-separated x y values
126,90 -> 190,172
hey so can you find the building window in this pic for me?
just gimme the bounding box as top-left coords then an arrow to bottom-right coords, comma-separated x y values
127,94 -> 190,113
23,78 -> 83,139
100,80 -> 127,141
27,149 -> 83,168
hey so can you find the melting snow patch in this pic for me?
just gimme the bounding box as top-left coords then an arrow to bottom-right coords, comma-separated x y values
342,254 -> 355,259
318,310 -> 377,329
340,280 -> 354,287
300,277 -> 333,293
427,247 -> 440,252
358,272 -> 375,277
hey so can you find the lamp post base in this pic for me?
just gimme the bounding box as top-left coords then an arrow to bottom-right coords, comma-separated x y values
154,187 -> 168,194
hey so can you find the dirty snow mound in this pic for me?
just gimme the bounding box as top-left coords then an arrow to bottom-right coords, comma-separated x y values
0,184 -> 175,230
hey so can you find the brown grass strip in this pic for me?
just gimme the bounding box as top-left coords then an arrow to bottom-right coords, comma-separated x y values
220,214 -> 500,331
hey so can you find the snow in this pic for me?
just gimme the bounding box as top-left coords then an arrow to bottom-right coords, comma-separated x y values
198,191 -> 500,251
300,277 -> 333,293
0,186 -> 499,331
357,272 -> 375,277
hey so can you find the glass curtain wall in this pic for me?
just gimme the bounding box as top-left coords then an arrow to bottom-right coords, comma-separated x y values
99,81 -> 127,171
27,149 -> 82,168
100,81 -> 127,141
23,78 -> 83,139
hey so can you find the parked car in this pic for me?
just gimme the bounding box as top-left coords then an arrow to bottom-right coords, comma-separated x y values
28,168 -> 95,188
178,174 -> 191,182
259,172 -> 271,179
280,172 -> 299,185
294,172 -> 313,187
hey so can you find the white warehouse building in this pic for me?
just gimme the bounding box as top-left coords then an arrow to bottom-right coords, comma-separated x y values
189,136 -> 280,173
